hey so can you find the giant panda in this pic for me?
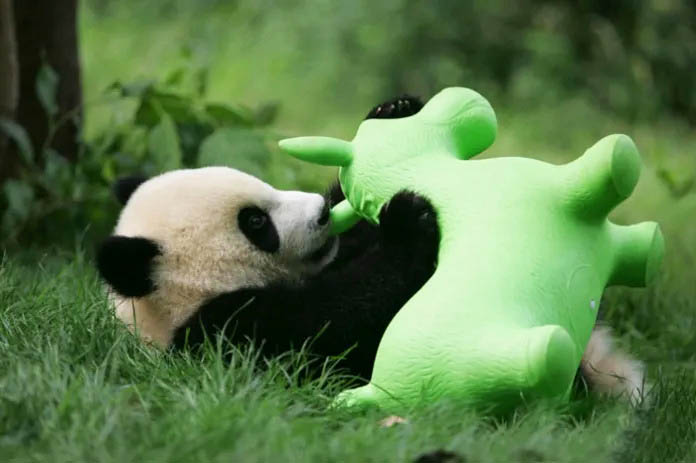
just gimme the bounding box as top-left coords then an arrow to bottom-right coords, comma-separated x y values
96,96 -> 644,400
97,164 -> 440,379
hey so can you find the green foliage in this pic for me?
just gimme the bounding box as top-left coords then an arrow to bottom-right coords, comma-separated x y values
234,0 -> 696,123
0,119 -> 34,165
84,0 -> 696,123
198,127 -> 271,179
0,58 -> 333,249
36,64 -> 60,118
100,61 -> 277,177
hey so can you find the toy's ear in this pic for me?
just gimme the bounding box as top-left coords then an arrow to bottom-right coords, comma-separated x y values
278,137 -> 354,167
113,175 -> 149,206
417,87 -> 497,160
96,236 -> 161,298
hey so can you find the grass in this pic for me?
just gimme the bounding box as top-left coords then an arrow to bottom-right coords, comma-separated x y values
1,248 -> 695,462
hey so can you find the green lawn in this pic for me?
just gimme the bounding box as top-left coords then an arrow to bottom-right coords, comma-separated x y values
1,246 -> 695,462
1,2 -> 695,461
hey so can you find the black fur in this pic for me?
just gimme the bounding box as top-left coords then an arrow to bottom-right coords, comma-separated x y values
113,175 -> 149,205
325,182 -> 380,266
173,95 -> 438,379
365,95 -> 423,120
238,206 -> 280,253
173,190 -> 440,380
96,236 -> 161,297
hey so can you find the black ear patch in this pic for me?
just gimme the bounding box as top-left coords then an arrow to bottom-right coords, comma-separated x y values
365,95 -> 423,120
96,236 -> 161,298
113,175 -> 149,205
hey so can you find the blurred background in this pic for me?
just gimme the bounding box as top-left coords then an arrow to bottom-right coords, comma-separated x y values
0,0 -> 693,250
1,0 -> 694,249
0,0 -> 693,280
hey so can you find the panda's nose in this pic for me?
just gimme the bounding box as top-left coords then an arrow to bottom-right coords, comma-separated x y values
317,200 -> 330,227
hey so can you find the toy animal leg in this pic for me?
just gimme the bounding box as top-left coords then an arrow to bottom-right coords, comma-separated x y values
333,325 -> 578,410
563,134 -> 641,219
333,383 -> 382,409
444,324 -> 579,405
609,221 -> 664,287
521,325 -> 579,398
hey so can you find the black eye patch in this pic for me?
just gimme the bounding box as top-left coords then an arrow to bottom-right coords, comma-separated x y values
238,207 -> 279,253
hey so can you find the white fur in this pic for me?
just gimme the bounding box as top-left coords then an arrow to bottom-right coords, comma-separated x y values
580,325 -> 645,402
110,167 -> 337,347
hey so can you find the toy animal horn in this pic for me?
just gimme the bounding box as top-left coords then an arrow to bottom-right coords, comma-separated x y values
279,136 -> 354,167
279,136 -> 360,234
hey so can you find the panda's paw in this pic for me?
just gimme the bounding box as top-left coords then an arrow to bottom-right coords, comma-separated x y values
365,95 -> 423,120
379,191 -> 438,246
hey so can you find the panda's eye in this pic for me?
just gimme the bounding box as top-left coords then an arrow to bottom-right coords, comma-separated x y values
248,212 -> 267,229
239,207 -> 279,253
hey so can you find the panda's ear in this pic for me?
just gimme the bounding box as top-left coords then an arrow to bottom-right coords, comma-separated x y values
113,175 -> 149,206
96,236 -> 161,298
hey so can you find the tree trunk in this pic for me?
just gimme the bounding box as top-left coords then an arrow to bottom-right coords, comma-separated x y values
13,0 -> 82,162
0,0 -> 19,181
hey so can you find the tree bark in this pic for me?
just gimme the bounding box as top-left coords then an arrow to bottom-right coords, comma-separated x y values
13,0 -> 82,162
0,0 -> 19,181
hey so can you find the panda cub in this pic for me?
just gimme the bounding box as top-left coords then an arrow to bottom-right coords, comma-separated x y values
97,96 -> 643,400
97,165 -> 439,380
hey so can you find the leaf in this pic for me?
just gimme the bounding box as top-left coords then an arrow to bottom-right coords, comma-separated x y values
36,64 -> 59,117
164,68 -> 186,87
0,118 -> 34,164
205,103 -> 255,127
147,113 -> 182,172
42,149 -> 73,197
254,102 -> 280,126
197,128 -> 270,179
657,168 -> 695,199
194,67 -> 209,97
177,122 -> 215,167
135,90 -> 198,127
3,180 -> 34,223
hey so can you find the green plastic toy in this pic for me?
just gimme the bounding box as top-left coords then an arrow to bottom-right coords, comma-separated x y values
279,87 -> 664,411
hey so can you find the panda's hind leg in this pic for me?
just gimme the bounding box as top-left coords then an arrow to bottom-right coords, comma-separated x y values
576,326 -> 645,403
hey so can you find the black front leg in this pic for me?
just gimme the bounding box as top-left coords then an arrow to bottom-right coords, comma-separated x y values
378,190 -> 440,283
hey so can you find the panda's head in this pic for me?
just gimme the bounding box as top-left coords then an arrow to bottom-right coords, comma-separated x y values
97,167 -> 337,347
